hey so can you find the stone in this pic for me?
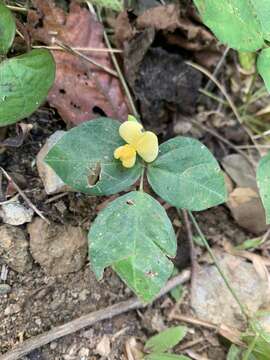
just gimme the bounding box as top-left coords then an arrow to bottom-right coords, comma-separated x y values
191,252 -> 270,328
28,218 -> 87,275
227,187 -> 267,234
0,225 -> 33,273
36,131 -> 70,194
0,202 -> 34,225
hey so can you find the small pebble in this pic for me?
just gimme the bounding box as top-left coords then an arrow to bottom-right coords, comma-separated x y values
0,283 -> 11,295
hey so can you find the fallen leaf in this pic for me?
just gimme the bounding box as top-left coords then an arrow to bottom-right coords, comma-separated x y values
222,154 -> 256,189
95,335 -> 111,357
227,187 -> 267,234
125,337 -> 144,360
136,4 -> 181,32
28,0 -> 129,126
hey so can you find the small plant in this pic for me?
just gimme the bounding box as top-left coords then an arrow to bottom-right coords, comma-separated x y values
193,1 -> 270,92
0,1 -> 55,126
143,326 -> 190,360
193,0 -> 270,238
45,115 -> 226,301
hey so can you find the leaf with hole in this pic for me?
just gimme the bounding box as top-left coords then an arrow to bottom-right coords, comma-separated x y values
258,49 -> 270,92
193,0 -> 265,51
0,49 -> 55,126
89,191 -> 176,302
45,118 -> 142,196
145,326 -> 187,353
0,1 -> 16,55
147,137 -> 226,211
257,152 -> 270,223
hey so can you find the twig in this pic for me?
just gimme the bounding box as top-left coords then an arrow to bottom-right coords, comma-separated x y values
186,61 -> 261,156
203,46 -> 230,93
189,118 -> 256,169
0,168 -> 50,224
44,192 -> 69,204
180,209 -> 197,301
169,312 -> 217,330
6,5 -> 28,13
96,10 -> 139,118
54,39 -> 118,78
0,271 -> 190,360
32,45 -> 122,53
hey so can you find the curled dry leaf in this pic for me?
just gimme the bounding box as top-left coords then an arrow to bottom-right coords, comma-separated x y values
136,4 -> 182,32
27,0 -> 129,126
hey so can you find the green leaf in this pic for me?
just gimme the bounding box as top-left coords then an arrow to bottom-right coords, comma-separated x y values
89,191 -> 176,302
226,345 -> 242,360
193,0 -> 264,51
258,49 -> 270,92
46,118 -> 142,196
257,153 -> 270,223
0,49 -> 55,126
89,0 -> 123,11
145,326 -> 187,353
144,354 -> 190,360
235,237 -> 264,251
0,1 -> 16,55
147,137 -> 226,211
249,0 -> 270,41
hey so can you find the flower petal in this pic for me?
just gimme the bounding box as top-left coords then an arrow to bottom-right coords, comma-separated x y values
122,155 -> 136,168
119,120 -> 143,145
135,131 -> 159,163
114,144 -> 137,168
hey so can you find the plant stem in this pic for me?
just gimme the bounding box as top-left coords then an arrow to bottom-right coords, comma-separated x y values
139,167 -> 145,191
188,211 -> 249,321
243,332 -> 259,360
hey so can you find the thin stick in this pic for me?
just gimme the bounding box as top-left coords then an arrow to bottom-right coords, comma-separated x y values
0,168 -> 50,225
0,270 -> 190,360
180,209 -> 197,301
203,46 -> 230,93
54,40 -> 118,78
189,118 -> 255,169
6,5 -> 28,13
186,61 -> 260,155
188,211 -> 249,321
96,10 -> 139,118
32,45 -> 122,53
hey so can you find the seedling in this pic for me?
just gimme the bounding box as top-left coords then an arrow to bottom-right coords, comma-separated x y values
45,115 -> 226,301
0,2 -> 55,126
143,326 -> 190,360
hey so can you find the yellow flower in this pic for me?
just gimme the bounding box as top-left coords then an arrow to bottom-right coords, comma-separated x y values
114,117 -> 159,168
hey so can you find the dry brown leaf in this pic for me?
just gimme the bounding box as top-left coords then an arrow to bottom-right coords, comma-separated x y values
227,187 -> 267,234
224,241 -> 270,281
136,4 -> 181,32
27,0 -> 129,126
136,4 -> 215,52
125,337 -> 144,360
